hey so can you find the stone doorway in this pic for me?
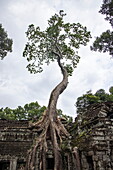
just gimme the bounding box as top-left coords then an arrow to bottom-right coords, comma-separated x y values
46,158 -> 54,170
0,161 -> 10,170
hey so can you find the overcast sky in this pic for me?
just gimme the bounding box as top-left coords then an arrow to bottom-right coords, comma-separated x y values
0,0 -> 112,118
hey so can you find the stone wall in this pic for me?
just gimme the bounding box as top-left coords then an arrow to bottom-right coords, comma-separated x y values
74,102 -> 113,170
0,119 -> 38,170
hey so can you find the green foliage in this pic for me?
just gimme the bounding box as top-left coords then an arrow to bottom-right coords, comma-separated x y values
23,10 -> 91,75
64,64 -> 73,76
0,102 -> 46,120
91,30 -> 113,56
91,0 -> 113,56
95,89 -> 108,101
76,87 -> 113,115
0,24 -> 13,59
99,0 -> 113,26
0,101 -> 73,122
76,90 -> 100,114
109,86 -> 113,94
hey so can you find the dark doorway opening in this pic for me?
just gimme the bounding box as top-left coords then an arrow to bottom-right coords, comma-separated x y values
87,156 -> 94,170
46,158 -> 54,170
16,161 -> 26,170
0,161 -> 10,170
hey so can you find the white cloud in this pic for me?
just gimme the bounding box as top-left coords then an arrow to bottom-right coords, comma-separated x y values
0,0 -> 112,118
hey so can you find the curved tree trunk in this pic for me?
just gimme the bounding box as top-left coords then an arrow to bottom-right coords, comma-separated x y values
47,55 -> 68,119
25,51 -> 69,170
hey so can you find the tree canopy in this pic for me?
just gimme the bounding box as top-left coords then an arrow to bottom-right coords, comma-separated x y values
23,10 -> 91,75
0,24 -> 13,59
99,0 -> 113,26
91,0 -> 113,56
76,86 -> 113,115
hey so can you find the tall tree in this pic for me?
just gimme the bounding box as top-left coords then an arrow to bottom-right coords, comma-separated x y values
0,24 -> 13,59
23,10 -> 91,170
91,0 -> 113,56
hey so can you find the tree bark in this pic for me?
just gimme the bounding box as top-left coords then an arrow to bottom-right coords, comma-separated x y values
46,55 -> 69,170
47,54 -> 68,119
25,48 -> 69,170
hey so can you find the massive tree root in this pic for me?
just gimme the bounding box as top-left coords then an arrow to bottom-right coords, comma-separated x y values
25,55 -> 70,170
26,111 -> 69,170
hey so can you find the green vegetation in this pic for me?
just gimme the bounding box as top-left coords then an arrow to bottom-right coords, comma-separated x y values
23,10 -> 91,75
0,101 -> 73,124
0,24 -> 13,59
76,86 -> 113,115
91,0 -> 113,56
0,102 -> 46,120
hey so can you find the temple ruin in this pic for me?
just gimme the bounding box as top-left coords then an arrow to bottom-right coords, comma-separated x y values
0,102 -> 113,170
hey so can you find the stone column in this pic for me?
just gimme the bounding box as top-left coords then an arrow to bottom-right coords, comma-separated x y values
10,157 -> 17,170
